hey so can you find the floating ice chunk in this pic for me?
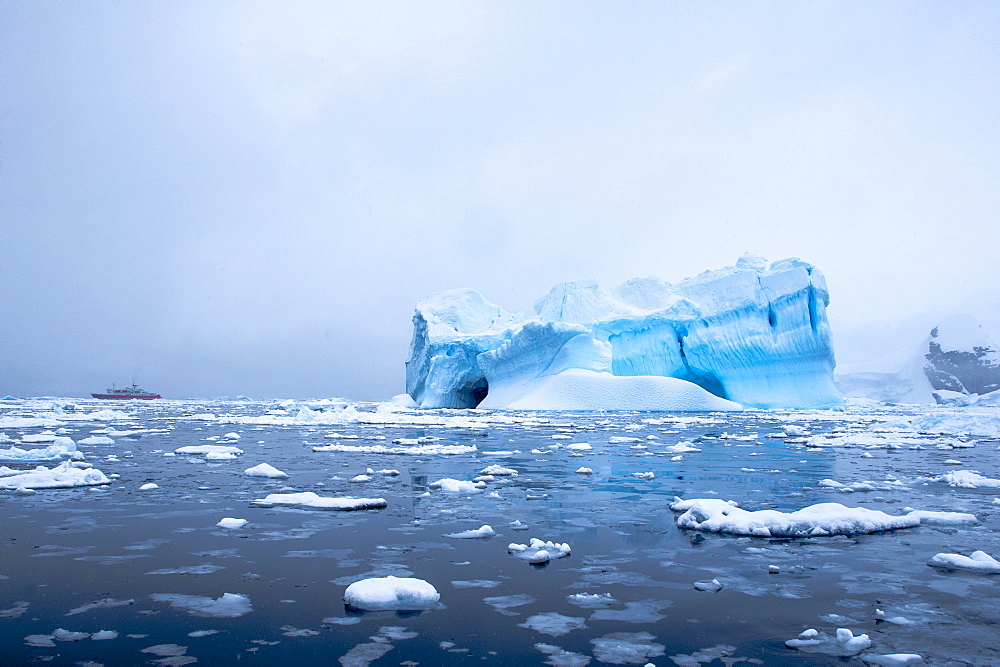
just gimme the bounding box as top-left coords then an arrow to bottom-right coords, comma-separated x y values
508,538 -> 571,563
567,443 -> 592,451
937,470 -> 1000,488
509,520 -> 530,530
632,472 -> 655,480
0,437 -> 82,462
217,518 -> 247,529
222,432 -> 240,440
281,625 -> 319,637
444,525 -> 496,539
669,644 -> 739,666
785,628 -> 871,656
575,467 -> 594,475
175,445 -> 243,457
206,451 -> 238,461
91,630 -> 118,640
312,443 -> 476,455
24,634 -> 55,647
141,643 -> 188,656
518,612 -> 586,637
662,442 -> 701,453
609,437 -> 641,444
429,478 -> 486,493
0,460 -> 110,490
535,642 -> 593,666
350,474 -> 372,482
187,630 -> 220,638
567,592 -> 618,609
861,654 -> 924,665
244,463 -> 288,478
693,578 -> 723,592
53,628 -> 90,641
590,631 -> 666,664
139,483 -> 159,490
479,464 -> 518,476
66,598 -> 134,616
672,499 -> 920,537
150,593 -> 253,617
927,550 -> 1000,573
343,576 -> 440,611
79,436 -> 115,445
251,492 -> 387,511
147,564 -> 225,575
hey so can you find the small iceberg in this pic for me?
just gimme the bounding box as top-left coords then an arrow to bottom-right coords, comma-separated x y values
343,576 -> 439,611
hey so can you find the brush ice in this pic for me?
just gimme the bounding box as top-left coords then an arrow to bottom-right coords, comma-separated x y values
343,576 -> 439,610
251,492 -> 387,510
671,499 -> 920,537
0,461 -> 109,490
927,550 -> 1000,573
406,256 -> 841,410
243,463 -> 288,478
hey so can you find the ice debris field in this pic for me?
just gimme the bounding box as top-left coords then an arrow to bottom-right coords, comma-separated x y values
1,396 -> 999,665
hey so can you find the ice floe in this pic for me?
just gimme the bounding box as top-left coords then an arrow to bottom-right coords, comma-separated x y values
0,437 -> 82,462
343,576 -> 440,610
518,612 -> 587,637
590,631 -> 665,664
174,444 -> 244,457
251,492 -> 387,511
670,498 -> 922,537
784,627 -> 871,656
243,463 -> 288,478
150,592 -> 253,617
429,478 -> 486,493
937,470 -> 1000,488
444,525 -> 496,539
0,460 -> 110,490
927,550 -> 1000,573
508,538 -> 571,564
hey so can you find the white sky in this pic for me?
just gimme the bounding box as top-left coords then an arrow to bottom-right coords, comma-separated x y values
2,1 -> 998,399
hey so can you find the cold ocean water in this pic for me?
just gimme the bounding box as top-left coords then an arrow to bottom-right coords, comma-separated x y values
1,398 -> 998,666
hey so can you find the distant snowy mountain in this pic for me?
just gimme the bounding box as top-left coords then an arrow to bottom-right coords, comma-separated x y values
406,255 -> 842,411
836,314 -> 1000,405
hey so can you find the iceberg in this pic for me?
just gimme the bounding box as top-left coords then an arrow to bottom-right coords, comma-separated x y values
405,256 -> 841,410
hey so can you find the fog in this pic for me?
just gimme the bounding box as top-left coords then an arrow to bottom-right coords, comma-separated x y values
2,2 -> 997,399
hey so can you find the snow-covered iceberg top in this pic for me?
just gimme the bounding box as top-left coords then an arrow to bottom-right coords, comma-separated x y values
343,576 -> 440,611
406,255 -> 841,410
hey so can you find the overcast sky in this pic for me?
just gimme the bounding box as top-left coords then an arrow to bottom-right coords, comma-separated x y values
2,1 -> 998,399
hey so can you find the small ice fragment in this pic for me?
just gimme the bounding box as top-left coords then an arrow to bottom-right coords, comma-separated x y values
862,653 -> 924,665
575,467 -> 594,474
927,550 -> 1000,573
53,628 -> 90,641
343,576 -> 439,611
244,463 -> 288,478
632,472 -> 654,480
139,483 -> 159,491
91,630 -> 118,640
693,578 -> 722,592
217,518 -> 247,529
444,525 -> 496,539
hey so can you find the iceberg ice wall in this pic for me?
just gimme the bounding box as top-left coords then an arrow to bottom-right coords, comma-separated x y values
406,255 -> 842,410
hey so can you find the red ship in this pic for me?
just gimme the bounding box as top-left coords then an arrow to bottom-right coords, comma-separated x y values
91,384 -> 162,400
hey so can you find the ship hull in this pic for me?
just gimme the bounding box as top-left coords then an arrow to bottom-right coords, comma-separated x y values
91,394 -> 162,400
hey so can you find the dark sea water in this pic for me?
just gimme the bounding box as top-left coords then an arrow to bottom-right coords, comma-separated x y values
1,399 -> 998,665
